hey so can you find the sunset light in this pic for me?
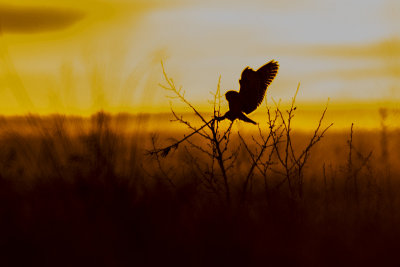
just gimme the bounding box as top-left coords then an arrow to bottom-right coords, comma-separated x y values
0,0 -> 398,120
1,2 -> 400,265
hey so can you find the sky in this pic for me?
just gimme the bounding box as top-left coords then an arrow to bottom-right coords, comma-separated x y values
0,0 -> 399,115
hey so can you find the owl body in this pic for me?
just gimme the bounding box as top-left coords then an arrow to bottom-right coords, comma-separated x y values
218,60 -> 279,125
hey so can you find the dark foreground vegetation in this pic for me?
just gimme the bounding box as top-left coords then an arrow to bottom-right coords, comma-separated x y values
0,110 -> 399,267
1,72 -> 399,266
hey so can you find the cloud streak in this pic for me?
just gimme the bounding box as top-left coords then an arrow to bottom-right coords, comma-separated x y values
0,5 -> 85,33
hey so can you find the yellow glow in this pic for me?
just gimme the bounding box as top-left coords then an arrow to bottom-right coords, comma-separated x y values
0,0 -> 398,131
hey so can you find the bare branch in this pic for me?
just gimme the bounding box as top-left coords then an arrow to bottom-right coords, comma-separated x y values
147,118 -> 214,157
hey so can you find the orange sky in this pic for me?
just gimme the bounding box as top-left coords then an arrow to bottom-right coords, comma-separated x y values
0,0 -> 399,117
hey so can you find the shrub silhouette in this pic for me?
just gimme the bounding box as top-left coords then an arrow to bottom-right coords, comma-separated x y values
0,65 -> 399,266
150,64 -> 332,204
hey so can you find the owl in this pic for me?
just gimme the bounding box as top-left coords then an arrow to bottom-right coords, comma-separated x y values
218,60 -> 279,124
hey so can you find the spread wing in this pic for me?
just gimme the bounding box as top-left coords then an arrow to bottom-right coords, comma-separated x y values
238,60 -> 279,114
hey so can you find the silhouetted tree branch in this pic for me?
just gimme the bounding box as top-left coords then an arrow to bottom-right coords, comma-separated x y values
148,62 -> 237,205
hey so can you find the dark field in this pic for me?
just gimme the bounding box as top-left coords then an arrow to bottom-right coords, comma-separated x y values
0,112 -> 400,267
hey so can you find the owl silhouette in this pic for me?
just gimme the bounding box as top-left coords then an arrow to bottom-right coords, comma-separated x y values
217,60 -> 279,124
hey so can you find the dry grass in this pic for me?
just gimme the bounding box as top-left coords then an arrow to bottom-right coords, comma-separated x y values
0,105 -> 399,266
0,66 -> 398,266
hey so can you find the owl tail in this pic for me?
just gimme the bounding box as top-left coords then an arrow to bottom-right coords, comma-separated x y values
215,111 -> 257,125
238,113 -> 257,125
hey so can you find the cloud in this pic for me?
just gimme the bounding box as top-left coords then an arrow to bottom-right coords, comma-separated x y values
0,5 -> 85,33
299,39 -> 400,59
